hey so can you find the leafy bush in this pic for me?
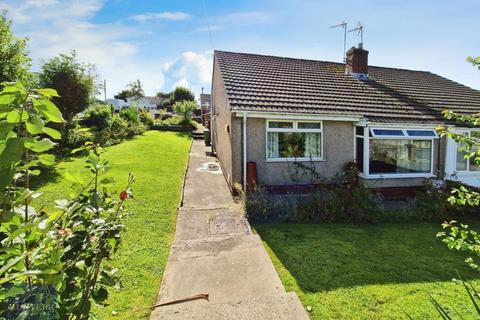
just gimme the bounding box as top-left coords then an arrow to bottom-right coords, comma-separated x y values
83,104 -> 113,131
119,106 -> 141,126
173,100 -> 197,121
245,162 -> 381,224
67,125 -> 95,149
0,83 -> 134,319
139,108 -> 154,127
245,162 -> 474,224
73,105 -> 146,149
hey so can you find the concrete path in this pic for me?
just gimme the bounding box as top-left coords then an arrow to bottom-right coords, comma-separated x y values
150,140 -> 309,320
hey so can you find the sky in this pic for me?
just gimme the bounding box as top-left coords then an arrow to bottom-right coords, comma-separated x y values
2,0 -> 479,99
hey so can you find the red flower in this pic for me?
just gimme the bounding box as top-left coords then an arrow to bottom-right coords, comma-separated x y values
119,191 -> 128,200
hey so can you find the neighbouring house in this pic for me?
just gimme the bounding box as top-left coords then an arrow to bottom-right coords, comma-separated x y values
211,47 -> 480,192
106,96 -> 159,117
200,93 -> 212,128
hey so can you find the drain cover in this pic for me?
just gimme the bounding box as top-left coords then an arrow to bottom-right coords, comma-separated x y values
209,216 -> 249,235
208,163 -> 219,171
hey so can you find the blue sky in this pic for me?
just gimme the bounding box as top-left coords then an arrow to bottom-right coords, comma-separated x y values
2,0 -> 479,99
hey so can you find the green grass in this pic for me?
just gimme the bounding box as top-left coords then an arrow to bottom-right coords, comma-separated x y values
37,131 -> 191,319
255,223 -> 480,319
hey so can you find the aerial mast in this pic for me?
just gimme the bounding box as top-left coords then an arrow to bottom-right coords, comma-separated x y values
330,21 -> 348,62
348,22 -> 364,48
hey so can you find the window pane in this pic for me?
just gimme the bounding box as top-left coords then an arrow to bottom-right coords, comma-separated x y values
356,126 -> 364,136
372,129 -> 405,136
406,129 -> 437,137
369,139 -> 432,174
356,137 -> 364,172
267,132 -> 321,158
269,121 -> 293,129
456,142 -> 467,171
298,122 -> 321,129
468,132 -> 480,171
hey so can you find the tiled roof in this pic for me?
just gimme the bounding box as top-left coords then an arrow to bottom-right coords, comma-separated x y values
214,50 -> 480,123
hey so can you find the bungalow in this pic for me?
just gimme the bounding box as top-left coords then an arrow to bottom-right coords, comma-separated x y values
210,47 -> 480,192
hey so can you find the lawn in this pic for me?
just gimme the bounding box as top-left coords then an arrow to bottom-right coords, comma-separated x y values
255,223 -> 480,319
36,131 -> 191,319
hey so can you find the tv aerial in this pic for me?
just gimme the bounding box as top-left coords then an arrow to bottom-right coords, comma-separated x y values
349,22 -> 364,48
330,21 -> 347,62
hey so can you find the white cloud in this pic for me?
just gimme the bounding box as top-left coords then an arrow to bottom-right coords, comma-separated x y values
26,0 -> 58,7
131,11 -> 191,22
0,1 -> 211,98
162,51 -> 213,96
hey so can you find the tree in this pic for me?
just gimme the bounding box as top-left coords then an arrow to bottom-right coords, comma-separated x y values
429,55 -> 480,317
174,100 -> 197,122
0,10 -> 33,85
156,91 -> 171,99
114,79 -> 144,101
171,86 -> 195,104
467,56 -> 480,70
39,51 -> 97,142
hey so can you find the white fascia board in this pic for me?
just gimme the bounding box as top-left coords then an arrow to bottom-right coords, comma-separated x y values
235,111 -> 362,122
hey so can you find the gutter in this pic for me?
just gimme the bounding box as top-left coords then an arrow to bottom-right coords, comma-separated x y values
243,112 -> 248,191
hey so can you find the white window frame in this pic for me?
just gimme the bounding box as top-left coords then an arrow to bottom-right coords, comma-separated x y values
369,128 -> 438,139
357,125 -> 438,179
265,120 -> 324,162
454,129 -> 480,173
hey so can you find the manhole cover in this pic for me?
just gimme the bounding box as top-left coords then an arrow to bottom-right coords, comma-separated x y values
210,216 -> 249,235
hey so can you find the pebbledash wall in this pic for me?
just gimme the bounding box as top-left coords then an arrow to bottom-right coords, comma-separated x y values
245,118 -> 354,185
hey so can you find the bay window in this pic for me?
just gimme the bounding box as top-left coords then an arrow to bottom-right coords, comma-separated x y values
266,120 -> 322,160
356,127 -> 438,177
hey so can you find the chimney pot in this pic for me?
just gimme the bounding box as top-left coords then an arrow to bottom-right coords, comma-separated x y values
346,45 -> 369,77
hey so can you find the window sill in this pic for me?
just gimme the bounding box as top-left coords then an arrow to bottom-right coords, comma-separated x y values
359,173 -> 436,179
266,158 -> 325,163
451,171 -> 480,176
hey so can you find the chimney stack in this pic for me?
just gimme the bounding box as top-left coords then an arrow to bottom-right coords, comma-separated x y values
345,45 -> 369,78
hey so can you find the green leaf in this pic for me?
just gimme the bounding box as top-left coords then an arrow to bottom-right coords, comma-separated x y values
100,177 -> 115,185
24,138 -> 56,152
42,127 -> 61,140
29,169 -> 41,176
65,170 -> 85,186
6,110 -> 29,123
32,98 -> 64,123
0,122 -> 14,140
0,94 -> 15,112
36,88 -> 60,98
0,138 -> 25,169
38,153 -> 56,166
26,116 -> 45,134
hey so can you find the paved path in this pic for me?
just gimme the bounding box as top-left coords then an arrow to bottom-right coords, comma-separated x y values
150,140 -> 309,319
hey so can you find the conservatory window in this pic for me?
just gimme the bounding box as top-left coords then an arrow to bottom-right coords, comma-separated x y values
367,128 -> 436,175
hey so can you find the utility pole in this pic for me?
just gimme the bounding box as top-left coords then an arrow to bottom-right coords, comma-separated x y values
103,79 -> 107,103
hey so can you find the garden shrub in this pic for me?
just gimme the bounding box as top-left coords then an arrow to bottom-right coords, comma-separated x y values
245,161 -> 476,224
74,105 -> 147,149
83,104 -> 113,131
139,108 -> 154,127
245,162 -> 381,224
66,124 -> 95,149
119,106 -> 141,126
0,83 -> 134,319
